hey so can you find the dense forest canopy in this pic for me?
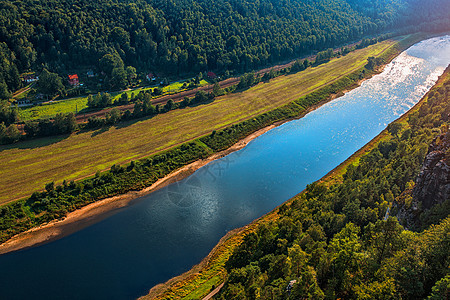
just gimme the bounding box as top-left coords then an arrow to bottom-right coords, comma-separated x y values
0,0 -> 449,98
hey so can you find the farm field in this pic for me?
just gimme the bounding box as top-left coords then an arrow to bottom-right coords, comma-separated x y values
0,38 -> 401,204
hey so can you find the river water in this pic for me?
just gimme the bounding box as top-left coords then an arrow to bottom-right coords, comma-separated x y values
1,36 -> 450,300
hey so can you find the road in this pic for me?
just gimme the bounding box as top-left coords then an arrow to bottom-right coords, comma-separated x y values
202,282 -> 225,300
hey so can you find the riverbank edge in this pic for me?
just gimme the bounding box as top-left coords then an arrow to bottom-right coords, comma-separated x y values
0,33 -> 427,255
140,37 -> 450,300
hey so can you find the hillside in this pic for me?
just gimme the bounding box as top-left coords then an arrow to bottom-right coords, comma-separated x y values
1,0 -> 450,98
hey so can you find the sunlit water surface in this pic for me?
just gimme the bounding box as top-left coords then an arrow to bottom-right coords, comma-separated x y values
1,36 -> 450,300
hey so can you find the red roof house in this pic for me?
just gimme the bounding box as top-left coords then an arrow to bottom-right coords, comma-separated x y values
68,74 -> 79,86
207,71 -> 217,79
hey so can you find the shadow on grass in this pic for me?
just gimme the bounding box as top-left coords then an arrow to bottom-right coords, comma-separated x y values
114,117 -> 147,129
90,127 -> 110,138
0,134 -> 69,151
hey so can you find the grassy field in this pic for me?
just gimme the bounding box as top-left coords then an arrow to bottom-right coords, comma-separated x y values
18,96 -> 89,120
17,79 -> 209,121
0,38 -> 402,204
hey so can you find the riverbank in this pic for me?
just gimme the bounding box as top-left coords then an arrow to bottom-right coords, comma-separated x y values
0,77 -> 366,255
0,124 -> 276,255
0,33 -> 428,256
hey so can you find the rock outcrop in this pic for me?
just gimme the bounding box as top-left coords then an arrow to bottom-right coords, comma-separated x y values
412,131 -> 450,209
396,131 -> 449,229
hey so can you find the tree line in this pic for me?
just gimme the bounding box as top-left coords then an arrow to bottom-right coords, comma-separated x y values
0,39 -> 397,145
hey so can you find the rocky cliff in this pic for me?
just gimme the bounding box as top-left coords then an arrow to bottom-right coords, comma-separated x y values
396,131 -> 450,229
413,131 -> 450,208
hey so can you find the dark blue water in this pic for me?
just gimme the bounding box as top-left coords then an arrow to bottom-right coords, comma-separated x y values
1,36 -> 450,300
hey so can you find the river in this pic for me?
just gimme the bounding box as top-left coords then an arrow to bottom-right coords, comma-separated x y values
1,36 -> 450,300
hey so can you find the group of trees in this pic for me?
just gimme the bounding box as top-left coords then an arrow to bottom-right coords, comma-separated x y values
0,108 -> 77,143
87,92 -> 113,109
86,89 -> 216,128
0,100 -> 19,143
216,70 -> 450,299
24,113 -> 77,138
1,0 -> 449,99
37,69 -> 65,97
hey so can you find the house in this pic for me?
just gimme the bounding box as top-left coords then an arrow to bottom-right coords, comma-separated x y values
86,70 -> 95,78
23,75 -> 38,83
146,73 -> 157,82
68,74 -> 79,86
286,280 -> 297,293
16,99 -> 32,107
207,71 -> 217,79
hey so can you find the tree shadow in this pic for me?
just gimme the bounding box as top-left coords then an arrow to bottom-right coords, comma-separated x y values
90,126 -> 110,137
185,97 -> 216,108
114,115 -> 157,129
0,134 -> 69,151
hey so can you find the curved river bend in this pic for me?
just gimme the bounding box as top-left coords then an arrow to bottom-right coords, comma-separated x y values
1,36 -> 450,300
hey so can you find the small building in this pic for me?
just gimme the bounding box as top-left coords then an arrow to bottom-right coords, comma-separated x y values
86,70 -> 95,78
16,99 -> 32,107
23,75 -> 38,83
68,74 -> 79,86
286,280 -> 297,293
146,73 -> 157,82
207,71 -> 217,79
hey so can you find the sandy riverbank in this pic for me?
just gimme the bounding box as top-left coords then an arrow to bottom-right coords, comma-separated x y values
0,124 -> 276,255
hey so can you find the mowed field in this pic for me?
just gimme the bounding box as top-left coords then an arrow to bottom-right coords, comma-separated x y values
0,39 -> 400,204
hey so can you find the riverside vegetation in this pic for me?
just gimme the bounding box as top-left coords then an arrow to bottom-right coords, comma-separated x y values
0,36 -> 406,245
148,63 -> 450,300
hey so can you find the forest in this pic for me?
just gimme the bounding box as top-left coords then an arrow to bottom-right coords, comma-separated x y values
1,0 -> 450,99
215,70 -> 450,299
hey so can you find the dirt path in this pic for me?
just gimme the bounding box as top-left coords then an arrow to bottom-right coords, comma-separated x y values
12,83 -> 34,98
202,283 -> 225,300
